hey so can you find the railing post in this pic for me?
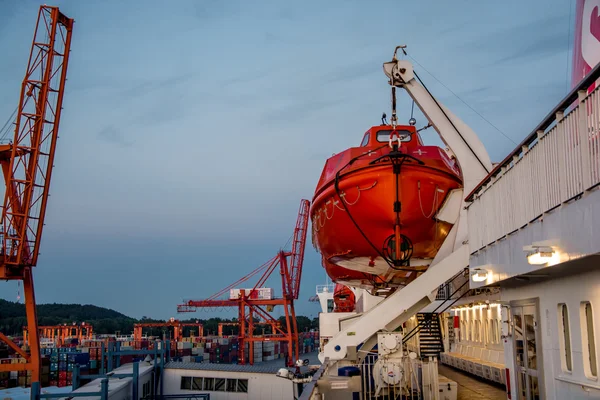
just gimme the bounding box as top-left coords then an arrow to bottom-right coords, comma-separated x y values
100,378 -> 109,400
101,342 -> 105,374
107,344 -> 112,373
30,381 -> 40,400
166,340 -> 171,363
116,341 -> 121,368
556,111 -> 567,202
537,129 -> 548,212
72,364 -> 80,391
578,90 -> 593,189
132,362 -> 139,400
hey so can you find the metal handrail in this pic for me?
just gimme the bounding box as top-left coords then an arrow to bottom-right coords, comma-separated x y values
466,60 -> 600,201
298,359 -> 328,400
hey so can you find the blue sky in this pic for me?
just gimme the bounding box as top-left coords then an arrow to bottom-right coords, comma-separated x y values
0,0 -> 573,321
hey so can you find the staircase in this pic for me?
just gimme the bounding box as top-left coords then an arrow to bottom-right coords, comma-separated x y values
417,313 -> 444,359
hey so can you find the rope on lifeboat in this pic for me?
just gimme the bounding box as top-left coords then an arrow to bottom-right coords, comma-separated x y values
332,145 -> 399,271
418,181 -> 440,219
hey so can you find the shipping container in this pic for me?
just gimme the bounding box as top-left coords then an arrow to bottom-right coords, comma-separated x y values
229,287 -> 274,300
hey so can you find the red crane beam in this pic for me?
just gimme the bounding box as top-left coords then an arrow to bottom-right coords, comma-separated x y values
0,6 -> 73,384
288,200 -> 310,299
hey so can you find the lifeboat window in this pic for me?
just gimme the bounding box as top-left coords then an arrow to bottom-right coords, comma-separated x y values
360,133 -> 369,147
376,129 -> 412,143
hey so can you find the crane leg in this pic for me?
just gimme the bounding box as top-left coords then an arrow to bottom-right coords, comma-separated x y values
283,301 -> 293,367
24,267 -> 41,383
0,268 -> 40,381
290,303 -> 299,365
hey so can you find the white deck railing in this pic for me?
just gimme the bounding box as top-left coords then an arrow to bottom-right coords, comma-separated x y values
467,73 -> 600,252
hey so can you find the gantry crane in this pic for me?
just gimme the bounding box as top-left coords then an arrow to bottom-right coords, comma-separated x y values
133,319 -> 204,341
0,6 -> 73,383
23,322 -> 93,347
177,199 -> 310,367
217,320 -> 281,337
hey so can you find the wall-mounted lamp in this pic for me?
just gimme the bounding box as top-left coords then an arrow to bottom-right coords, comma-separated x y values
471,268 -> 488,282
523,245 -> 556,265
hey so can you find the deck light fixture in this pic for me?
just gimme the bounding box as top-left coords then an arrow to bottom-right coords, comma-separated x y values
524,245 -> 555,265
471,268 -> 488,282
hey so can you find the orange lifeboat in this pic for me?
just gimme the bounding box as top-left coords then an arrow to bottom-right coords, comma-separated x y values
333,284 -> 355,312
311,124 -> 462,291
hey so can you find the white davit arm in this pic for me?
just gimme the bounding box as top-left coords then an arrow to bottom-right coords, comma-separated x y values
383,53 -> 493,195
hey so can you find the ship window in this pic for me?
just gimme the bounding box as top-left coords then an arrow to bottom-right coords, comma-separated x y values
214,378 -> 226,391
360,133 -> 369,146
376,129 -> 412,143
485,320 -> 490,344
180,377 -> 191,390
558,303 -> 572,372
191,377 -> 202,390
237,379 -> 249,393
580,302 -> 597,378
203,377 -> 214,391
227,379 -> 237,392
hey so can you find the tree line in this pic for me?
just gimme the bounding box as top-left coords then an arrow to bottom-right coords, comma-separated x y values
0,299 -> 318,337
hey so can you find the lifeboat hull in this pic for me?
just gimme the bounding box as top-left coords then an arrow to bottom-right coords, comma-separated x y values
322,256 -> 380,291
311,125 -> 462,291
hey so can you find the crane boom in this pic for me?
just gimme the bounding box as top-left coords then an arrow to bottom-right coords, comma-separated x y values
0,6 -> 74,385
1,6 -> 73,271
287,199 -> 310,299
383,46 -> 492,195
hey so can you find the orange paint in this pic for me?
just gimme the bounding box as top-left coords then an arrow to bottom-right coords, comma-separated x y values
311,125 -> 462,291
333,284 -> 355,312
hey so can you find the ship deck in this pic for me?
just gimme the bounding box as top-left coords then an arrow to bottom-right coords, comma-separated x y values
438,365 -> 506,400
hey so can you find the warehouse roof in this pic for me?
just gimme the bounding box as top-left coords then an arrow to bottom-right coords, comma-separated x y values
165,361 -> 281,374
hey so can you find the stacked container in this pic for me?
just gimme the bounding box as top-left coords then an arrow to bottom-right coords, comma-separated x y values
47,348 -> 89,387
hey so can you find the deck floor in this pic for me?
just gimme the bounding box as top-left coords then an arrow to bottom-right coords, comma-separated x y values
438,365 -> 507,400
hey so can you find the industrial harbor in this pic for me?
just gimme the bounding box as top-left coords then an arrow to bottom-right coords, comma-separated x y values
1,1 -> 598,399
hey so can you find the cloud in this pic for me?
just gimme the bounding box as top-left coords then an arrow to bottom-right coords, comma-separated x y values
119,72 -> 196,100
193,0 -> 240,22
259,96 -> 342,125
462,14 -> 569,65
97,125 -> 134,147
318,60 -> 379,86
494,30 -> 569,64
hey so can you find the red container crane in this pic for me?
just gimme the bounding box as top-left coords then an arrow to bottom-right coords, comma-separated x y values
0,5 -> 73,383
133,319 -> 204,342
177,199 -> 310,367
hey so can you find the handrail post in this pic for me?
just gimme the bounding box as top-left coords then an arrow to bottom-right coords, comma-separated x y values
578,90 -> 593,189
100,342 -> 105,374
107,342 -> 113,372
132,362 -> 139,400
30,381 -> 40,400
166,340 -> 171,363
100,378 -> 109,400
555,111 -> 567,202
72,364 -> 80,390
116,341 -> 121,368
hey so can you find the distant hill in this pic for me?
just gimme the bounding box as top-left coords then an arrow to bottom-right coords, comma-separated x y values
0,299 -> 137,336
0,299 -> 318,336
